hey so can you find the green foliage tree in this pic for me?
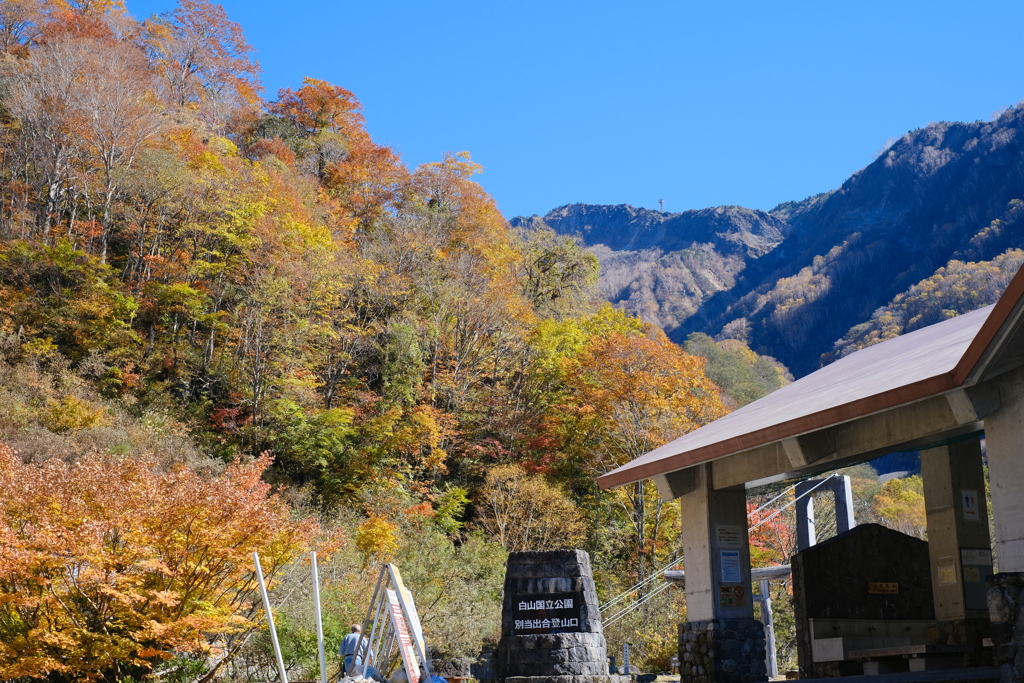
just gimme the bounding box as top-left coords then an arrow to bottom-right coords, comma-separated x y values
684,332 -> 791,407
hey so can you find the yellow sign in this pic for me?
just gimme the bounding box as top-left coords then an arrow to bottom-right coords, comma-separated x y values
719,584 -> 747,607
867,582 -> 899,594
937,558 -> 958,586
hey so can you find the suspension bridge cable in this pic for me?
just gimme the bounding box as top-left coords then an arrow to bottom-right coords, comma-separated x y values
600,472 -> 841,619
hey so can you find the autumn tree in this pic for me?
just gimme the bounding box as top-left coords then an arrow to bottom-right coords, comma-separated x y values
746,499 -> 796,567
872,475 -> 928,539
267,77 -> 361,179
142,0 -> 260,125
476,464 -> 586,552
0,444 -> 318,682
550,325 -> 726,581
519,225 -> 600,319
2,20 -> 162,252
0,0 -> 44,56
684,332 -> 791,407
0,239 -> 140,360
263,78 -> 406,231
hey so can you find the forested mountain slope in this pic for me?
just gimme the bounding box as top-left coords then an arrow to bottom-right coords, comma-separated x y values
0,3 -> 969,678
511,204 -> 786,332
0,3 -> 740,675
519,107 -> 1024,376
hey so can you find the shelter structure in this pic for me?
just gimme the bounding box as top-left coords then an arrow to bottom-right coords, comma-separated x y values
598,266 -> 1024,682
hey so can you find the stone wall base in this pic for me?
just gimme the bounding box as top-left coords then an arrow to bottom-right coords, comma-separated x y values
505,676 -> 630,683
679,618 -> 768,683
471,648 -> 496,682
987,572 -> 1024,683
502,632 -> 608,678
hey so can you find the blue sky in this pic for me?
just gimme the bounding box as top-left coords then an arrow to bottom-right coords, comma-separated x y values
127,0 -> 1024,219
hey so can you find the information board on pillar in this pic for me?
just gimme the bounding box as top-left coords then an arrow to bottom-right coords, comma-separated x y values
512,591 -> 583,634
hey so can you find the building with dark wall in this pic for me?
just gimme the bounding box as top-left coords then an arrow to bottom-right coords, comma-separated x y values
791,524 -> 934,677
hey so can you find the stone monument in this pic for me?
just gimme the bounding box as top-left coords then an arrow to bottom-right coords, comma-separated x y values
499,549 -> 612,683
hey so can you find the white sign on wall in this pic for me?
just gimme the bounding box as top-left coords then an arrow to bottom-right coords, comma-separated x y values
716,525 -> 742,548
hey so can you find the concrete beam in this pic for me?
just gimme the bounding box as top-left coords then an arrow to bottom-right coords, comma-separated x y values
653,468 -> 698,502
945,385 -> 1001,424
712,442 -> 792,492
782,429 -> 837,469
712,393 -> 983,491
833,394 -> 968,459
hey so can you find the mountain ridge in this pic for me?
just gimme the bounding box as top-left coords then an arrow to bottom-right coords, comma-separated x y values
514,107 -> 1024,376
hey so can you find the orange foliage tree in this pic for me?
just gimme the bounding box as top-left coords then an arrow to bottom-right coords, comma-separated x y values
0,444 -> 318,682
268,77 -> 407,231
143,0 -> 261,122
549,325 -> 726,580
747,500 -> 796,567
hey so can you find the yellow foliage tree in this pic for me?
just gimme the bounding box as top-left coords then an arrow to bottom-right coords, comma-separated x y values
554,326 -> 726,580
475,464 -> 586,552
355,515 -> 401,564
872,475 -> 927,539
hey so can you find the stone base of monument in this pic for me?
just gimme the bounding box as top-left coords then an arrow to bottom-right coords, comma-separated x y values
503,632 -> 607,677
679,618 -> 768,683
505,676 -> 630,683
499,550 -> 612,683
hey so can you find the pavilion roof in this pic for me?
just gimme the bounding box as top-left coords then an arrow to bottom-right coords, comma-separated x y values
598,264 -> 1024,490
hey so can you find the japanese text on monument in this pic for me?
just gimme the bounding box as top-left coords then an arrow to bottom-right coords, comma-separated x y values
511,591 -> 583,634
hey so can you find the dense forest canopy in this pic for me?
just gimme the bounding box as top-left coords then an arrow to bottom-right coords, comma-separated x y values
0,3 -> 955,681
0,1 -> 753,679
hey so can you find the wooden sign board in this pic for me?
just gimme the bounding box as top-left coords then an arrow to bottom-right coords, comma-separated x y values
359,565 -> 433,683
389,566 -> 428,671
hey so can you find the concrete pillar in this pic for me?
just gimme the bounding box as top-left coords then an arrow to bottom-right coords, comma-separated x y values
795,487 -> 816,552
987,368 -> 1024,572
678,465 -> 767,683
795,476 -> 855,552
921,436 -> 993,620
679,464 -> 754,621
